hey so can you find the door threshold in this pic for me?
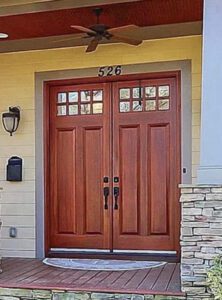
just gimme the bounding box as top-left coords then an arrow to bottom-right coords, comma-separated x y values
50,248 -> 111,253
48,248 -> 179,262
113,250 -> 177,255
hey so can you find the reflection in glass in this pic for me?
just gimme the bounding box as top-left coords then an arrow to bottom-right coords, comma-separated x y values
145,87 -> 156,98
58,93 -> 67,103
159,86 -> 170,97
159,99 -> 170,110
93,90 -> 103,101
81,91 -> 91,102
133,101 -> 143,111
81,104 -> 91,114
68,92 -> 78,103
132,87 -> 143,99
120,88 -> 130,99
93,103 -> 103,114
57,105 -> 67,116
69,105 -> 78,115
145,100 -> 156,111
120,102 -> 130,112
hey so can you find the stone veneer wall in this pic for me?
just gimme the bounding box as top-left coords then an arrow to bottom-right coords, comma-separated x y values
0,288 -> 186,300
180,184 -> 222,299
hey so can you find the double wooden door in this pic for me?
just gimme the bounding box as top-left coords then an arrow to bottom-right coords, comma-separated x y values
47,75 -> 180,254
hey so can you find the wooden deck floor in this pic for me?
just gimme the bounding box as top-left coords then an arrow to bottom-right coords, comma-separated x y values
0,258 -> 183,296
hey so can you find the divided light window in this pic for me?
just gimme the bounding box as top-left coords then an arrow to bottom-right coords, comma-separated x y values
119,85 -> 170,113
57,89 -> 103,116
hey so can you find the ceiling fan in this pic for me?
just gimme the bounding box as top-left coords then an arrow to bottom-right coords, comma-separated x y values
65,7 -> 143,53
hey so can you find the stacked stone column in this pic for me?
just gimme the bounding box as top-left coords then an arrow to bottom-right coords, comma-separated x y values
180,185 -> 222,299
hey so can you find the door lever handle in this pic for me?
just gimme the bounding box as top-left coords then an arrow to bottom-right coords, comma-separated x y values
114,187 -> 119,210
103,187 -> 109,210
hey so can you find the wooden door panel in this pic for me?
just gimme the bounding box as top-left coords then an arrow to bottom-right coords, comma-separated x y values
149,124 -> 169,235
48,83 -> 111,250
120,126 -> 140,235
57,128 -> 76,234
84,127 -> 103,234
113,77 -> 180,253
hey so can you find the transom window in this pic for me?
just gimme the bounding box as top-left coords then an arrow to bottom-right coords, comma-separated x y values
57,89 -> 103,116
119,85 -> 170,113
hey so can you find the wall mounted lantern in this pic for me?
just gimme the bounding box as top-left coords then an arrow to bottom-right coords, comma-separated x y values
2,107 -> 20,136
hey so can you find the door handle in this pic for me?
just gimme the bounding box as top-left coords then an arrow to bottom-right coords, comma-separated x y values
103,187 -> 109,210
114,187 -> 119,210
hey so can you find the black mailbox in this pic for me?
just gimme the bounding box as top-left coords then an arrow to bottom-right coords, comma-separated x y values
7,156 -> 23,182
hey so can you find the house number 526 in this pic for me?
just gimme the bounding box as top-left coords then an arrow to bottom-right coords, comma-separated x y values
98,65 -> 122,77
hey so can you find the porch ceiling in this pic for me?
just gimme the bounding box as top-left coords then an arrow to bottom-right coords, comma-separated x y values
0,0 -> 203,53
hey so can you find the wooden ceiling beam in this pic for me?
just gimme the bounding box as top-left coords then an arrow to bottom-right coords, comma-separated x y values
0,0 -> 143,16
0,22 -> 202,54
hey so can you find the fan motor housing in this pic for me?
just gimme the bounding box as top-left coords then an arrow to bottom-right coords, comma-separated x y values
90,24 -> 110,34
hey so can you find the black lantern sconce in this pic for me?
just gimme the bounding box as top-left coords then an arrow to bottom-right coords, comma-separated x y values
2,107 -> 20,136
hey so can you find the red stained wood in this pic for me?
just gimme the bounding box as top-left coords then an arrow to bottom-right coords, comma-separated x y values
0,0 -> 203,41
45,72 -> 181,257
0,258 -> 183,296
57,129 -> 76,234
167,263 -> 182,292
48,83 -> 112,250
112,76 -> 181,253
85,128 -> 103,234
60,270 -> 88,284
137,265 -> 164,290
120,126 -> 139,234
152,263 -> 177,291
150,125 -> 169,234
107,270 -> 138,289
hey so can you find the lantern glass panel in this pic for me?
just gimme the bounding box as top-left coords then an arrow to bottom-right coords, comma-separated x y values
3,116 -> 15,133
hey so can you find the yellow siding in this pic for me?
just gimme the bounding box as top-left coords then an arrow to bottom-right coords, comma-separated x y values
0,35 -> 202,257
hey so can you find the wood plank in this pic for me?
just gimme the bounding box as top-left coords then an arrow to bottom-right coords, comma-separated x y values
0,259 -> 182,295
167,263 -> 181,292
13,265 -> 50,283
32,267 -> 68,284
60,270 -> 89,284
17,263 -> 54,283
110,270 -> 138,289
95,271 -> 125,288
82,271 -> 111,288
124,269 -> 152,289
137,266 -> 164,290
152,263 -> 176,292
0,259 -> 42,282
47,268 -> 84,284
71,271 -> 99,286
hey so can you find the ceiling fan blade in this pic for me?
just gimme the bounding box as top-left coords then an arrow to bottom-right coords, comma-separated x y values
71,25 -> 96,35
108,25 -> 139,34
111,34 -> 142,46
86,36 -> 101,53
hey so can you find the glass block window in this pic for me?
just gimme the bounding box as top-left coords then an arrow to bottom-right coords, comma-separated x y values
158,86 -> 170,97
119,84 -> 170,113
120,88 -> 130,99
68,92 -> 78,103
120,102 -> 130,112
69,105 -> 78,115
145,86 -> 156,98
56,88 -> 104,116
146,100 -> 156,111
57,93 -> 67,103
57,105 -> 66,116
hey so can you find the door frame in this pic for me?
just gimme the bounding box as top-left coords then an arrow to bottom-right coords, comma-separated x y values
43,70 -> 181,259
